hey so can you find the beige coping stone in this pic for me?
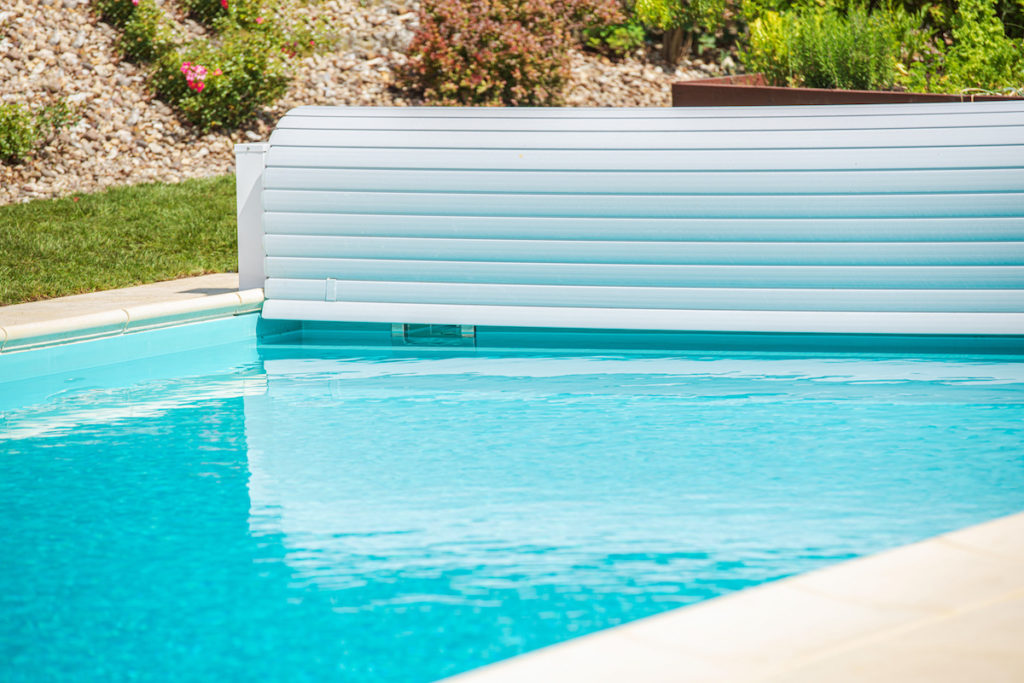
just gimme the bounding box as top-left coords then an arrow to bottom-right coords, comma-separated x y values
237,288 -> 266,307
764,593 -> 1024,683
0,273 -> 241,327
447,511 -> 1024,683
1,309 -> 130,353
0,275 -> 264,352
941,511 -> 1024,560
124,291 -> 263,333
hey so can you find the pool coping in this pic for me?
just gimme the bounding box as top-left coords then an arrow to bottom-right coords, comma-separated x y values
0,277 -> 264,353
446,510 -> 1024,682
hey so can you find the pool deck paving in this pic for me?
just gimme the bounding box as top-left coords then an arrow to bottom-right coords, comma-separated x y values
449,511 -> 1024,683
2,276 -> 1022,681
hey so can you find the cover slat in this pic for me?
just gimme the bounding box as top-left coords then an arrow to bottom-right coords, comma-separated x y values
262,235 -> 1024,265
262,190 -> 1024,218
260,300 -> 1024,335
266,146 -> 1024,171
265,278 -> 1024,313
264,258 -> 1024,288
282,101 -> 1024,118
263,214 -> 1024,241
274,111 -> 1024,131
262,168 -> 1024,195
267,127 -> 1024,149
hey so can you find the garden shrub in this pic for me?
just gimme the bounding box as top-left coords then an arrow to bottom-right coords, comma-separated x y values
93,0 -> 319,132
405,0 -> 623,106
634,0 -> 728,63
583,20 -> 647,56
33,100 -> 80,144
152,29 -> 290,131
0,100 -> 80,164
180,0 -> 312,36
119,0 -> 176,63
893,0 -> 1024,93
178,0 -> 230,28
741,2 -> 911,90
943,0 -> 1024,91
92,0 -> 137,29
0,104 -> 37,164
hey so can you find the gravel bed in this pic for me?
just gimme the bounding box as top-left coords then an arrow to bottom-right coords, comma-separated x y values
1,0 -> 720,205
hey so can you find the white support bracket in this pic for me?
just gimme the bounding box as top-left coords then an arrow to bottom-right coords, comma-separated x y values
235,142 -> 269,292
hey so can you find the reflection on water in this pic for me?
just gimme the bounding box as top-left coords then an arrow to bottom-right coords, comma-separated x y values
2,346 -> 1023,681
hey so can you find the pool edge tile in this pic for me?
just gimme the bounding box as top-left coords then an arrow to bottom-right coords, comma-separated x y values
792,539 -> 1024,612
445,627 -> 737,683
237,288 -> 265,308
1,309 -> 129,352
757,591 -> 1024,683
0,287 -> 265,353
123,292 -> 257,333
938,511 -> 1024,560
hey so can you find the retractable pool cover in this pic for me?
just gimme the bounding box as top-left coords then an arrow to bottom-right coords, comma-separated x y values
238,103 -> 1024,336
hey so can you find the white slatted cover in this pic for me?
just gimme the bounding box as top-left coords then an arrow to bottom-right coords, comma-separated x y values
259,104 -> 1024,336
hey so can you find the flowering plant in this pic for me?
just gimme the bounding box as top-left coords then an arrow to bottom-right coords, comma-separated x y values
153,29 -> 288,131
180,61 -> 208,91
93,0 -> 327,132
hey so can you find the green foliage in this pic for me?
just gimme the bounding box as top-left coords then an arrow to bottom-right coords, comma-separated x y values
92,0 -> 136,28
94,0 -> 318,131
152,29 -> 290,131
0,176 -> 237,305
0,103 -> 37,164
178,0 -> 228,28
181,0 -> 329,46
893,0 -> 1024,92
0,100 -> 80,165
741,2 -> 912,90
944,0 -> 1024,90
874,0 -> 1023,39
404,0 -> 623,106
213,0 -> 274,31
633,0 -> 728,63
634,0 -> 727,33
119,0 -> 176,63
584,20 -> 647,55
34,100 -> 80,143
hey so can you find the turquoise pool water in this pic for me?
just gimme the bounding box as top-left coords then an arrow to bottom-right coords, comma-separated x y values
2,318 -> 1023,681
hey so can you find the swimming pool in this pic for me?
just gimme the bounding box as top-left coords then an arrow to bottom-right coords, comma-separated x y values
2,315 -> 1023,681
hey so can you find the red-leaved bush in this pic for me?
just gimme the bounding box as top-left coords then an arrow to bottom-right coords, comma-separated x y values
404,0 -> 623,106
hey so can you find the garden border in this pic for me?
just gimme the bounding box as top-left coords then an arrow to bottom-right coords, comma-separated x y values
672,74 -> 1024,106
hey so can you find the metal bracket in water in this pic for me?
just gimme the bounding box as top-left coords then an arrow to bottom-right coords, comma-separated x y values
391,323 -> 476,346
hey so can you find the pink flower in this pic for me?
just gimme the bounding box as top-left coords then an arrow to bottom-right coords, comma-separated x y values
212,68 -> 223,76
220,0 -> 228,7
131,0 -> 139,5
255,16 -> 264,24
181,61 -> 209,92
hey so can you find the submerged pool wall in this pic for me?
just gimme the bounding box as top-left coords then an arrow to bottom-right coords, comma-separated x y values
239,103 -> 1024,340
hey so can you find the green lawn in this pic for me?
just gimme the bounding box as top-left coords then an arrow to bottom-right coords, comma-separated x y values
0,175 -> 237,306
